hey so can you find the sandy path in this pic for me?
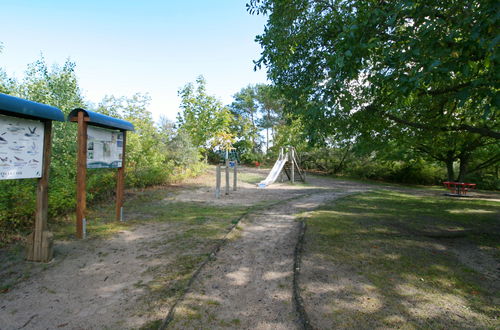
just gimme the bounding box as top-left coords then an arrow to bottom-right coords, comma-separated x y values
0,167 -> 342,330
167,184 -> 368,329
0,222 -> 184,330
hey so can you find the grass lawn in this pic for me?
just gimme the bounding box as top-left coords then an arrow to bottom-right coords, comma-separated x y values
302,190 -> 500,328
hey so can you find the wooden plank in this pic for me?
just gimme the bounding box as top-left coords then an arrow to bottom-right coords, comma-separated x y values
69,117 -> 90,122
26,120 -> 53,262
116,131 -> 126,221
291,148 -> 305,182
76,110 -> 87,239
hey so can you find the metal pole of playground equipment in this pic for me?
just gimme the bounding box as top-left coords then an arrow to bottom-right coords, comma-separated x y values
225,158 -> 230,195
279,147 -> 284,182
215,165 -> 221,198
291,148 -> 295,184
233,162 -> 237,191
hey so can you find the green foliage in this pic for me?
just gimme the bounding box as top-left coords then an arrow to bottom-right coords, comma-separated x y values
230,85 -> 262,156
0,57 -> 202,243
271,115 -> 308,153
248,0 -> 499,182
302,145 -> 446,185
176,76 -> 233,153
348,159 -> 445,185
250,0 -> 499,138
229,84 -> 287,161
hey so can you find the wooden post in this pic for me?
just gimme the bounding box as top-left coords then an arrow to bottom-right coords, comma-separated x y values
225,159 -> 230,195
116,131 -> 126,221
215,165 -> 221,198
233,162 -> 237,191
291,151 -> 295,184
26,120 -> 53,262
76,110 -> 87,239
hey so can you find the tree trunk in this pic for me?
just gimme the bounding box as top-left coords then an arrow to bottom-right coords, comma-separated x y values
457,155 -> 470,182
333,146 -> 351,174
266,109 -> 271,153
250,111 -> 256,149
445,159 -> 455,181
266,128 -> 269,153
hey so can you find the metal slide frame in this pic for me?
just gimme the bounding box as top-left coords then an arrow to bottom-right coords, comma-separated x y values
258,148 -> 288,188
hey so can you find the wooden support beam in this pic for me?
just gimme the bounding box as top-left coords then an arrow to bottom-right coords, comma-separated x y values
116,131 -> 126,221
26,120 -> 53,262
233,162 -> 237,191
69,116 -> 90,122
225,160 -> 230,195
76,110 -> 87,239
215,165 -> 221,198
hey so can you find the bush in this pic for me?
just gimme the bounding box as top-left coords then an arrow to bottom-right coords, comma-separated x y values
0,61 -> 203,245
346,159 -> 445,185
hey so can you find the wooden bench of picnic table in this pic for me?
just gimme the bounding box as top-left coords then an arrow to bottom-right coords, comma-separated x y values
443,181 -> 476,196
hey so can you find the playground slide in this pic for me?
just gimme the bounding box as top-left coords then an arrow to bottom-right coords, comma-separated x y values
258,157 -> 287,188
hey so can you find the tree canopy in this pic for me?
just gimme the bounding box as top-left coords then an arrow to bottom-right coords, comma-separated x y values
248,0 -> 499,140
248,0 -> 499,181
177,76 -> 233,152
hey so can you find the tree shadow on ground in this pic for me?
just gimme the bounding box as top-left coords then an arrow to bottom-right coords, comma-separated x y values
300,190 -> 500,329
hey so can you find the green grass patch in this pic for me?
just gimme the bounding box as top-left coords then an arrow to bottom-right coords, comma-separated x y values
304,190 -> 500,328
238,172 -> 265,184
139,319 -> 163,330
52,186 -> 248,241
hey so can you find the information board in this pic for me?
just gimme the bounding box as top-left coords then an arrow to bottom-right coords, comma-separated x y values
0,114 -> 44,180
87,126 -> 123,169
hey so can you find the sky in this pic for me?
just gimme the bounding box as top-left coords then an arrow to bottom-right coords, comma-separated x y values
0,0 -> 268,121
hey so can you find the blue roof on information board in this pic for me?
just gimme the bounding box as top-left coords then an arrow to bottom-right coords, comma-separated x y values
68,108 -> 134,131
0,93 -> 65,121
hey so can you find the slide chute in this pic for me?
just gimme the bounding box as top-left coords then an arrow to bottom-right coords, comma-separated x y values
258,147 -> 305,188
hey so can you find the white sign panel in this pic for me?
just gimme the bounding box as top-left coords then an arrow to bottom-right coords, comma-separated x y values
87,126 -> 123,169
0,114 -> 44,180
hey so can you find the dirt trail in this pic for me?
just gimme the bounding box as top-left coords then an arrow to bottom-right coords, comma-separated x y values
167,185 -> 369,329
0,168 -> 362,330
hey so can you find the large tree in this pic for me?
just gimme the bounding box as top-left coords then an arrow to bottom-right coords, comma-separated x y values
255,84 -> 284,151
248,0 -> 499,140
230,85 -> 261,153
177,76 -> 233,153
231,84 -> 284,153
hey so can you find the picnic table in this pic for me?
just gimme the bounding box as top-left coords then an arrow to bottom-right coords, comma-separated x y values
443,181 -> 476,196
